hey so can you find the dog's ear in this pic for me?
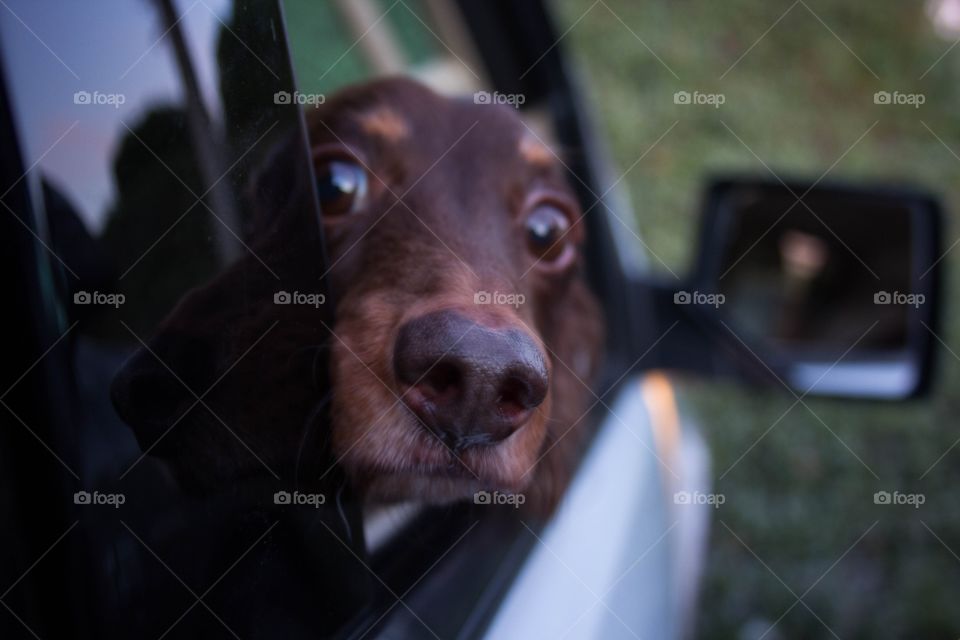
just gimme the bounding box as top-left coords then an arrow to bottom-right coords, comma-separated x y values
110,127 -> 331,488
110,329 -> 221,456
109,268 -> 245,461
109,256 -> 260,462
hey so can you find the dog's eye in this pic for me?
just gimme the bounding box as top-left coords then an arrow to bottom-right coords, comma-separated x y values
315,160 -> 367,217
525,204 -> 571,262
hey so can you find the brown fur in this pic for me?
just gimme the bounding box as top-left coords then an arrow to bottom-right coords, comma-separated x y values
112,77 -> 603,515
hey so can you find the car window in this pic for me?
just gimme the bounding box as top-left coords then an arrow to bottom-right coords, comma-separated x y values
0,1 -> 379,637
0,2 -> 612,638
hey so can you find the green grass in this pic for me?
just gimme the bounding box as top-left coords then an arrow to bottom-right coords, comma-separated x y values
553,1 -> 960,637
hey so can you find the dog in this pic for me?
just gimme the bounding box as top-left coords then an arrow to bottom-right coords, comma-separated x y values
111,77 -> 603,515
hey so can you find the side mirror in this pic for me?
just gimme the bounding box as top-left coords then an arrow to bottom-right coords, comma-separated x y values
665,178 -> 942,400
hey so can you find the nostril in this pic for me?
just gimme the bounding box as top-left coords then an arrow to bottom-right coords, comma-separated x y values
496,376 -> 532,421
418,360 -> 463,406
495,367 -> 548,426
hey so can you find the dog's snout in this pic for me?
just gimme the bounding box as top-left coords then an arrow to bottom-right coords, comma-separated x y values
393,310 -> 548,448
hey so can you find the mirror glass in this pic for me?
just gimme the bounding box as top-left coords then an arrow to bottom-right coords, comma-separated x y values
705,181 -> 937,399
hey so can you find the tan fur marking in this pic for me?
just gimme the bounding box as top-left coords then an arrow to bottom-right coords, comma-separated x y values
358,107 -> 411,142
519,134 -> 555,167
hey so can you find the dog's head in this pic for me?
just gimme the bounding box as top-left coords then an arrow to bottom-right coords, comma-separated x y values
308,78 -> 603,508
111,77 -> 603,513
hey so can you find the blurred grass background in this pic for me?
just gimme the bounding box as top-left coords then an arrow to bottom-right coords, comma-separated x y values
551,1 -> 960,638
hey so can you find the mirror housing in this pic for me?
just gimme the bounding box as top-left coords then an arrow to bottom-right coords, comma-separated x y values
642,177 -> 942,400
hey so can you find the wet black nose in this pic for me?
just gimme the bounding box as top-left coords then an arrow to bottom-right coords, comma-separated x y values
393,310 -> 548,449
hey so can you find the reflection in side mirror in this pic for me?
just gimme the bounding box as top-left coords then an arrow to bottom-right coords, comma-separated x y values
694,178 -> 941,399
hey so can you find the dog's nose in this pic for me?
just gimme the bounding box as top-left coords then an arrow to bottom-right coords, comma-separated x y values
393,310 -> 548,448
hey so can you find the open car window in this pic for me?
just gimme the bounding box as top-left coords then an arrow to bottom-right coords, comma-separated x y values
0,1 -> 625,638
